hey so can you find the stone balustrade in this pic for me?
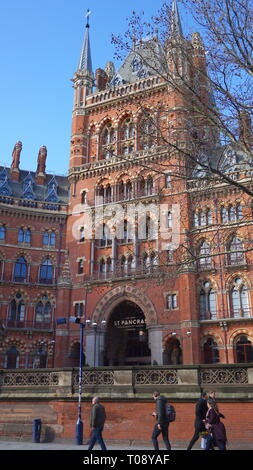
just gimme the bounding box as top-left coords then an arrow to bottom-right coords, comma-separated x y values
0,364 -> 253,401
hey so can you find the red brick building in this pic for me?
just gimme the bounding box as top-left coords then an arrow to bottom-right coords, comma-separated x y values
1,1 -> 253,370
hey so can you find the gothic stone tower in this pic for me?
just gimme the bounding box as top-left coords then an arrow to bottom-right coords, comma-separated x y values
60,2 -> 216,368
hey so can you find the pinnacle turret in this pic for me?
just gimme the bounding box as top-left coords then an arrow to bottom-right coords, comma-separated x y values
170,0 -> 183,37
78,9 -> 93,74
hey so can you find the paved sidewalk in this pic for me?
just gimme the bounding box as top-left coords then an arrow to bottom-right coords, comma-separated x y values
0,439 -> 172,450
0,438 -> 251,451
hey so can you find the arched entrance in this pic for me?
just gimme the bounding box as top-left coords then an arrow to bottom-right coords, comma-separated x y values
104,300 -> 151,366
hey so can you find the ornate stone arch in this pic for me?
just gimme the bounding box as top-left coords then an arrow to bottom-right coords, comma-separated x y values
229,328 -> 253,347
200,330 -> 223,347
92,285 -> 157,326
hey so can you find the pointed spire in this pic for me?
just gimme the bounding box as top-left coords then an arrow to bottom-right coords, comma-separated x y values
171,0 -> 183,37
78,9 -> 93,73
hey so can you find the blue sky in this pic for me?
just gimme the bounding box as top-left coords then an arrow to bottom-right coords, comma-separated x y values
0,1 -> 194,175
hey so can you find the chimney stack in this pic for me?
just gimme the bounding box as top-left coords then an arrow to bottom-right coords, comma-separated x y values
10,141 -> 22,181
36,146 -> 47,185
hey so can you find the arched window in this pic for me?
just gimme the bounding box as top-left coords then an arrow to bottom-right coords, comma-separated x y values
207,210 -> 212,225
221,207 -> 228,223
107,257 -> 112,273
146,177 -> 153,195
199,241 -> 212,268
228,236 -> 244,265
235,335 -> 253,363
31,345 -> 48,369
125,181 -> 132,200
39,258 -> 53,284
101,124 -> 115,160
18,228 -> 31,244
4,346 -> 20,369
139,117 -> 155,150
203,338 -> 219,364
99,223 -> 111,247
193,212 -> 199,227
120,255 -> 126,273
199,281 -> 217,320
99,258 -> 106,273
230,277 -> 250,317
8,292 -> 25,327
14,256 -> 27,282
35,296 -> 52,327
120,118 -> 135,155
105,185 -> 111,203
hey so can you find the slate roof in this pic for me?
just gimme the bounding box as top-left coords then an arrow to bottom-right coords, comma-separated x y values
0,167 -> 69,204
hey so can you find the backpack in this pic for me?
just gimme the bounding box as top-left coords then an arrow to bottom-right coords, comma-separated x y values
166,404 -> 176,422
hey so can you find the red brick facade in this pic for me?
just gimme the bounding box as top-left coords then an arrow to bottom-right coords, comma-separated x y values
0,5 -> 253,371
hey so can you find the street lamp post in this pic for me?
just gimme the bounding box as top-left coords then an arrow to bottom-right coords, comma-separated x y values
56,315 -> 85,445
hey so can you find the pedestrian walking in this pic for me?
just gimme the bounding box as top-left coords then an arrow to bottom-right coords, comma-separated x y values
187,392 -> 208,450
87,396 -> 107,450
151,391 -> 171,450
208,390 -> 225,418
204,399 -> 227,450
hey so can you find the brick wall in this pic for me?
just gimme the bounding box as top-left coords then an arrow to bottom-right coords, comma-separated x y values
1,399 -> 252,448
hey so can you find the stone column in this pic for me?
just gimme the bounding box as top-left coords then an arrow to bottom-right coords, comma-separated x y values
148,326 -> 164,365
85,328 -> 106,366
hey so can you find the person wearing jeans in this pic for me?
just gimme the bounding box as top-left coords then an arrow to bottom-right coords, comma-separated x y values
88,396 -> 107,450
151,391 -> 171,450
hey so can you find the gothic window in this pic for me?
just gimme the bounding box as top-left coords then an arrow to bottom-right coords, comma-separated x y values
8,293 -> 25,327
43,231 -> 56,246
120,255 -> 126,273
193,212 -> 199,227
139,116 -> 155,150
120,118 -> 135,155
35,295 -> 52,326
0,225 -> 6,240
199,241 -> 212,268
125,181 -> 132,200
235,335 -> 253,363
221,207 -> 228,223
81,191 -> 87,204
4,346 -> 20,369
101,124 -> 115,160
14,256 -> 27,282
105,185 -> 111,203
146,176 -> 153,195
107,257 -> 112,272
74,303 -> 84,317
207,210 -> 212,225
228,236 -> 244,265
200,211 -> 206,226
137,176 -> 145,196
39,258 -> 54,284
99,258 -> 106,273
203,338 -> 219,364
99,223 -> 111,247
18,228 -> 31,244
230,277 -> 250,317
199,281 -> 217,320
31,345 -> 48,368
166,294 -> 178,310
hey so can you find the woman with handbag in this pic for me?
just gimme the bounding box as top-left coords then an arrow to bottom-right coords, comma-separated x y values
204,399 -> 227,450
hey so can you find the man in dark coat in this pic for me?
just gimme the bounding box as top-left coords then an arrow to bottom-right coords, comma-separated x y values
151,391 -> 171,450
87,396 -> 107,450
187,392 -> 208,450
